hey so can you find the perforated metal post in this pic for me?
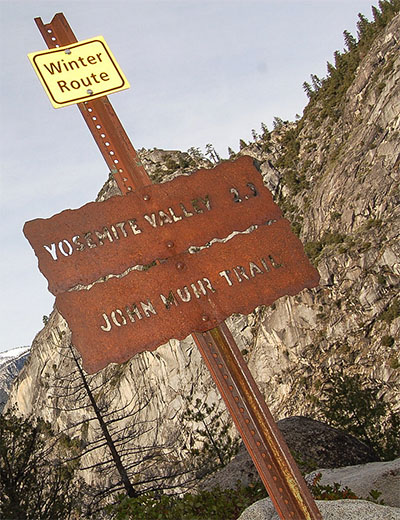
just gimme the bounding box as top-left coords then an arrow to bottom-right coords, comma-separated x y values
34,14 -> 149,193
34,13 -> 322,519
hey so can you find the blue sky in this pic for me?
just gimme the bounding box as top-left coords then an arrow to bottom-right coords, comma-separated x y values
0,0 -> 376,351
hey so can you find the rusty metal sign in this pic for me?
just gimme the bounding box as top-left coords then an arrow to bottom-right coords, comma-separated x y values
30,13 -> 323,520
24,154 -> 320,374
56,222 -> 319,373
24,156 -> 282,295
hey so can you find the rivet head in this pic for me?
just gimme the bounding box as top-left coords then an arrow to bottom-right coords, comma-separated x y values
87,89 -> 94,95
65,49 -> 71,55
176,262 -> 185,270
166,241 -> 174,249
143,194 -> 150,201
201,315 -> 209,322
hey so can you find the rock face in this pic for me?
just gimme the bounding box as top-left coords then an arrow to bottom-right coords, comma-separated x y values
6,11 -> 400,493
241,12 -> 400,419
0,347 -> 29,412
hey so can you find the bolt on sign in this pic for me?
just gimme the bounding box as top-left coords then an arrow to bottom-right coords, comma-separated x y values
28,36 -> 129,108
24,156 -> 319,374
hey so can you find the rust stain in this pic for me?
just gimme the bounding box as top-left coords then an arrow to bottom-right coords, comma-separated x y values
56,221 -> 319,374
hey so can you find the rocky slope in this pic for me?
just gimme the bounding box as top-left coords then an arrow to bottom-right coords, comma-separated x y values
238,11 -> 400,418
0,347 -> 29,412
6,9 -> 400,494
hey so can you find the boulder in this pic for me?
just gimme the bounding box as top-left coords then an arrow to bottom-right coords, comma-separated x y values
277,416 -> 378,471
200,416 -> 377,490
237,498 -> 400,520
306,458 -> 400,508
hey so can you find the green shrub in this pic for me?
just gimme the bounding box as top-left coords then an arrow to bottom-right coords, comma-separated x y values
316,372 -> 400,460
109,484 -> 268,520
379,299 -> 400,324
0,410 -> 81,519
309,473 -> 358,500
304,241 -> 324,262
309,473 -> 384,504
389,356 -> 400,370
304,232 -> 346,262
182,397 -> 240,476
382,335 -> 395,347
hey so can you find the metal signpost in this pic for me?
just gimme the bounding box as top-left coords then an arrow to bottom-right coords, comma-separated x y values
26,13 -> 322,519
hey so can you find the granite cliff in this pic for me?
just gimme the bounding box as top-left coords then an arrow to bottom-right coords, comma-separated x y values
0,347 -> 29,412
6,9 -> 400,494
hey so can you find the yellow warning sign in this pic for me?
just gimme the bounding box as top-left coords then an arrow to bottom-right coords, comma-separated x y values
28,36 -> 130,108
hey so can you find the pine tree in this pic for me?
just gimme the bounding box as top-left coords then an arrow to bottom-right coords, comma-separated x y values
303,81 -> 314,99
343,30 -> 357,51
182,397 -> 239,477
272,116 -> 285,130
205,143 -> 220,163
260,122 -> 269,136
0,410 -> 81,519
310,74 -> 322,91
317,372 -> 400,460
357,12 -> 372,40
239,139 -> 247,150
227,147 -> 236,158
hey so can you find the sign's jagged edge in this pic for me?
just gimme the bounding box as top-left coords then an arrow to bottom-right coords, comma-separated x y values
67,220 -> 279,292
